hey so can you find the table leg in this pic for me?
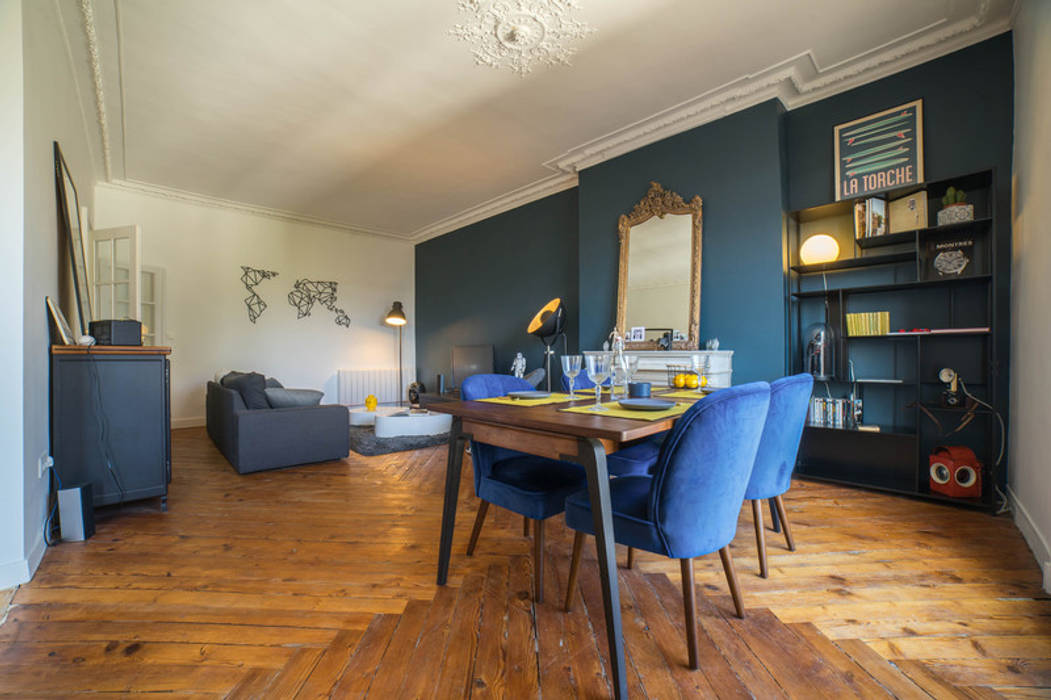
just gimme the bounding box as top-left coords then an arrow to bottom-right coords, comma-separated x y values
437,416 -> 470,586
573,437 -> 628,700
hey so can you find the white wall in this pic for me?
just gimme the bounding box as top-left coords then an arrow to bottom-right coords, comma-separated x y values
1010,0 -> 1051,593
0,0 -> 27,588
93,185 -> 415,426
0,0 -> 104,589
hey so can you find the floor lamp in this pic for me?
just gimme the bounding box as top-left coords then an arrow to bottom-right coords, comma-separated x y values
527,297 -> 565,393
385,301 -> 407,406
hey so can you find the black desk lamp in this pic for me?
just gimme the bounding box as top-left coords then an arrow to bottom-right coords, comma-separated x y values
385,301 -> 407,405
527,297 -> 565,392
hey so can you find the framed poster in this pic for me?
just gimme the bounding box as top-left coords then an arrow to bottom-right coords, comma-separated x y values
834,100 -> 923,201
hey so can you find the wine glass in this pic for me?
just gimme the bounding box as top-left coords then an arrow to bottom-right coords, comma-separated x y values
691,354 -> 709,393
624,355 -> 639,387
585,353 -> 612,411
561,355 -> 582,399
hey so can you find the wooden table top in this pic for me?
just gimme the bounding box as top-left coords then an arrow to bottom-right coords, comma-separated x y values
427,396 -> 684,444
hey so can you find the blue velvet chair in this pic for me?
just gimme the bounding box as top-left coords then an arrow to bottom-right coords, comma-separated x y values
562,382 -> 771,669
560,373 -> 662,480
744,373 -> 813,578
460,374 -> 587,602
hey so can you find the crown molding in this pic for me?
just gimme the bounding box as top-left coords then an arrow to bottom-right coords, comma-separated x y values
97,179 -> 413,243
409,172 -> 578,243
547,1 -> 1007,173
78,0 -> 112,181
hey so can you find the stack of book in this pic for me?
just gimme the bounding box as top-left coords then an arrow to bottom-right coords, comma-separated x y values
846,311 -> 890,336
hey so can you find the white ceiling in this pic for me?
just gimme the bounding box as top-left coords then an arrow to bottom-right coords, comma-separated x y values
66,0 -> 1013,242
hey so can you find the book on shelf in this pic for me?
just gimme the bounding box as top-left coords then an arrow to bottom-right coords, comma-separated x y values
845,311 -> 890,336
854,197 -> 887,239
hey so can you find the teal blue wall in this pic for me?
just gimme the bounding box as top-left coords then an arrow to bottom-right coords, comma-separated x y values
415,188 -> 578,388
414,34 -> 1013,390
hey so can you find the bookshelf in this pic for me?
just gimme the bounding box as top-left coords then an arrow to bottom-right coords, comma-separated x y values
785,169 -> 1004,510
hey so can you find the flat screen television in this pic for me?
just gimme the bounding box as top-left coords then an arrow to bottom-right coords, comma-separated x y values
452,344 -> 494,388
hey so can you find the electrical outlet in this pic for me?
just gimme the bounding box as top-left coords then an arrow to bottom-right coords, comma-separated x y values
38,452 -> 53,479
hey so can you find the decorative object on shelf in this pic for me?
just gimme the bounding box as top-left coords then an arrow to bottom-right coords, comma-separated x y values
936,186 -> 975,225
385,301 -> 408,406
617,182 -> 703,351
54,142 -> 92,335
629,326 -> 645,342
835,99 -> 923,201
510,352 -> 526,378
46,296 -> 75,345
853,197 -> 887,239
889,190 -> 928,232
927,236 -> 974,277
799,233 -> 840,265
365,394 -> 378,412
804,322 -> 834,381
288,279 -> 351,328
938,367 -> 963,408
929,445 -> 982,498
527,297 -> 566,392
705,337 -> 720,350
239,266 -> 279,323
845,311 -> 890,336
408,382 -> 426,408
450,0 -> 595,76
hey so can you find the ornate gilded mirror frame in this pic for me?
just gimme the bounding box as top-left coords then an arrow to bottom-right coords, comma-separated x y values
616,181 -> 703,351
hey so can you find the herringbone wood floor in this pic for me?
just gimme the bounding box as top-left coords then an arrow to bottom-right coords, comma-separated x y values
0,427 -> 1048,697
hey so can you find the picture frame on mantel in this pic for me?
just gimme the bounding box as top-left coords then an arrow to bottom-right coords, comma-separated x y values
834,99 -> 924,201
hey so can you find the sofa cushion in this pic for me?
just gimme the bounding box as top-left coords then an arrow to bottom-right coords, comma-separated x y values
265,388 -> 323,408
224,371 -> 269,409
265,376 -> 284,389
219,370 -> 245,387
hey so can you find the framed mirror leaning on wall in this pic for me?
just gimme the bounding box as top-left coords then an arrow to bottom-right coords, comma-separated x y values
616,182 -> 702,350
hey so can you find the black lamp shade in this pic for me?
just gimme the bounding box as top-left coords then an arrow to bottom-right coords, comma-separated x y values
527,298 -> 565,345
385,301 -> 407,326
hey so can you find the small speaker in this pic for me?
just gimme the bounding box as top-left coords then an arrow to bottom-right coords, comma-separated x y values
58,483 -> 95,541
929,446 -> 982,499
89,319 -> 142,346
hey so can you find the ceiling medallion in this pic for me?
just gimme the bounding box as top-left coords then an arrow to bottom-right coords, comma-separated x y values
451,0 -> 595,76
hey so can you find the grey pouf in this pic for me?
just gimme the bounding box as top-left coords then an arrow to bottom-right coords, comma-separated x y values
348,426 -> 449,456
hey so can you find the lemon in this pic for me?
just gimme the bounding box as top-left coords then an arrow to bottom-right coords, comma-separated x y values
699,375 -> 708,388
673,373 -> 687,388
685,374 -> 699,389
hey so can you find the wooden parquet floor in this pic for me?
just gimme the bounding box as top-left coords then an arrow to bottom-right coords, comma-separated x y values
1,427 -> 1049,698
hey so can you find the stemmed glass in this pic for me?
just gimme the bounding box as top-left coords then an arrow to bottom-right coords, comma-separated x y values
624,355 -> 639,388
585,353 -> 612,411
691,355 -> 709,394
561,355 -> 582,399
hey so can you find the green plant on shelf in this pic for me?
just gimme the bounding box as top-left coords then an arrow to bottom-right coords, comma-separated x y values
941,186 -> 967,209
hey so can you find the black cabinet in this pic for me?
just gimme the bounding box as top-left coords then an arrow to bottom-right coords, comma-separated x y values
785,169 -> 1006,510
50,346 -> 171,510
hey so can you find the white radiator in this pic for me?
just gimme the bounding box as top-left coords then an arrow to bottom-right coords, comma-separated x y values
337,368 -> 403,405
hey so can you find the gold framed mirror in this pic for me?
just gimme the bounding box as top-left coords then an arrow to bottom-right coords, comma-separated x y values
616,182 -> 703,350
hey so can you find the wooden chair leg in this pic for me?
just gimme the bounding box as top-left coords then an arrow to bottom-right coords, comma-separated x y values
466,500 -> 489,556
773,495 -> 796,551
680,558 -> 699,670
719,546 -> 745,618
626,546 -> 635,569
751,499 -> 768,578
533,518 -> 545,603
523,516 -> 530,537
564,531 -> 584,612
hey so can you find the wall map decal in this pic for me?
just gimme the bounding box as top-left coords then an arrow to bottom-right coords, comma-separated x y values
288,279 -> 351,328
240,266 -> 279,323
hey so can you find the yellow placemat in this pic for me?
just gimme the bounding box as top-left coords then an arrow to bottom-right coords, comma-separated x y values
574,386 -> 611,395
560,401 -> 691,421
659,389 -> 715,400
478,392 -> 575,407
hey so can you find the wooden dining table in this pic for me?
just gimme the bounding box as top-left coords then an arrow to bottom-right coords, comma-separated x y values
427,394 -> 689,700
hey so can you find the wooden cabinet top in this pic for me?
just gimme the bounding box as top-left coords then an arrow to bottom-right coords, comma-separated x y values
51,345 -> 172,356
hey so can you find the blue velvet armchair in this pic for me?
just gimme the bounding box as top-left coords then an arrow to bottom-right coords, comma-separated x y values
744,373 -> 813,578
562,382 -> 771,669
460,374 -> 587,602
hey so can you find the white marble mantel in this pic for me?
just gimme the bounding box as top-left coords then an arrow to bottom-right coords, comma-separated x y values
583,350 -> 733,388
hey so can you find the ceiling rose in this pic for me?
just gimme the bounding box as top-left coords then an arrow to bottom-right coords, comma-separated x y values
451,0 -> 596,76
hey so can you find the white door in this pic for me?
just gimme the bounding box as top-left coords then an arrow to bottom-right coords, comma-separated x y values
140,266 -> 165,346
88,224 -> 141,323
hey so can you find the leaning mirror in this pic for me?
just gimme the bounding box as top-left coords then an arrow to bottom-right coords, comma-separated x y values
53,141 -> 92,335
613,179 -> 706,348
616,182 -> 702,350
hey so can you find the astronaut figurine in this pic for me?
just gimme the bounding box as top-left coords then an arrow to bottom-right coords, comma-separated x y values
511,352 -> 527,379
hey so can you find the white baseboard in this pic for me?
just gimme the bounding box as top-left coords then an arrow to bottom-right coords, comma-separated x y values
1008,485 -> 1051,593
172,416 -> 205,429
0,531 -> 49,590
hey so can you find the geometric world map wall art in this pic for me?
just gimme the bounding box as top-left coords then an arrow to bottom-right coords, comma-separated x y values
238,266 -> 350,329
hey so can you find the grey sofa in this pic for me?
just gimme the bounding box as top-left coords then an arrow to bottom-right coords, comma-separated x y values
206,381 -> 349,474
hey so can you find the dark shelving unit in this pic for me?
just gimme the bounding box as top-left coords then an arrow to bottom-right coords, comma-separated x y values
785,169 -> 1004,511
